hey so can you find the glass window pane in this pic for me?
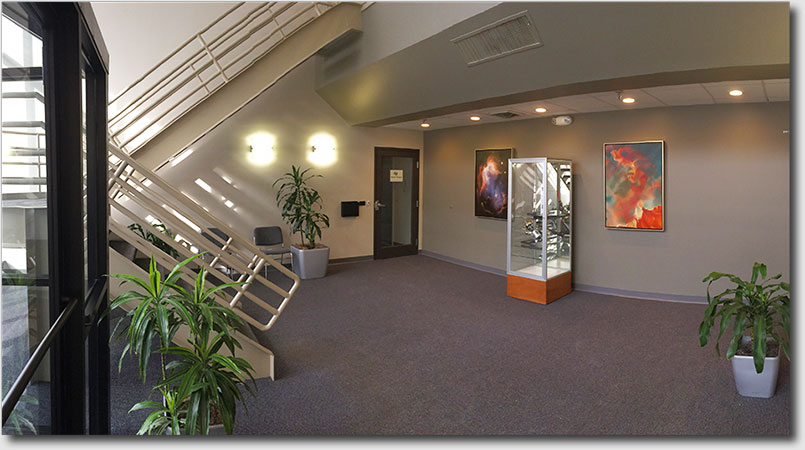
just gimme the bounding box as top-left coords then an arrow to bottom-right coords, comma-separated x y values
81,69 -> 89,291
379,156 -> 413,247
2,8 -> 51,432
2,350 -> 52,435
509,160 -> 544,277
546,161 -> 571,278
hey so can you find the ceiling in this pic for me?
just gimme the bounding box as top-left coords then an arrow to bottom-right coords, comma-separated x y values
316,2 -> 789,128
384,78 -> 790,131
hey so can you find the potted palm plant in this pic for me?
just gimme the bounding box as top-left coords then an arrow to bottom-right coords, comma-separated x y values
104,254 -> 256,434
272,166 -> 331,279
699,262 -> 790,398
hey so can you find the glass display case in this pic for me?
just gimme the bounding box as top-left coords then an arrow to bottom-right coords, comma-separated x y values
506,158 -> 572,304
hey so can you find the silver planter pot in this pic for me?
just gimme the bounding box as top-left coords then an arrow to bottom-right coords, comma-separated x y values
731,337 -> 780,398
290,245 -> 330,279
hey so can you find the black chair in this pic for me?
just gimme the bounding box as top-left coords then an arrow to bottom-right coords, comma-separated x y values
253,226 -> 291,274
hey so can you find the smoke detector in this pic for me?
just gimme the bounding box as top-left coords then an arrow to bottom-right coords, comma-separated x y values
551,115 -> 573,126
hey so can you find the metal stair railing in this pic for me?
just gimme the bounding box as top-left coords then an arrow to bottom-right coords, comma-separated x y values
107,141 -> 300,332
107,1 -> 337,154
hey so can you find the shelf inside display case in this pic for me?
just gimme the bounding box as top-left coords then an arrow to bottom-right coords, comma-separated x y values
506,158 -> 573,304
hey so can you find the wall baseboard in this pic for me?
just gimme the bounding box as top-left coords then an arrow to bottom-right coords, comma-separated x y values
420,250 -> 706,304
420,250 -> 506,276
572,284 -> 705,304
329,255 -> 373,264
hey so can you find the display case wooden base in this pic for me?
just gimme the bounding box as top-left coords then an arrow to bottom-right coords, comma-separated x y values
507,272 -> 572,304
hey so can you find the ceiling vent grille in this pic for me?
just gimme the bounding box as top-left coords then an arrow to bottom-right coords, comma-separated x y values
451,11 -> 542,67
489,111 -> 520,119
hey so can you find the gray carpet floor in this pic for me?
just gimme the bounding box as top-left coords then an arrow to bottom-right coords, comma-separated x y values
110,255 -> 790,435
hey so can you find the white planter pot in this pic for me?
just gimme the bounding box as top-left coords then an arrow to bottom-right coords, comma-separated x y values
731,337 -> 780,398
290,245 -> 329,279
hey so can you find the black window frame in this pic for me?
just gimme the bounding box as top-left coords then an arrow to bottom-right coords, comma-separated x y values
1,1 -> 110,435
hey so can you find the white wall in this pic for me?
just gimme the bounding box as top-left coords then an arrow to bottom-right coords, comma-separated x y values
91,1 -> 231,97
154,56 -> 423,259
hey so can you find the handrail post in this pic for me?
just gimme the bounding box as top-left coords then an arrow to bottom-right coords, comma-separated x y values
189,60 -> 211,95
267,5 -> 286,37
197,34 -> 229,82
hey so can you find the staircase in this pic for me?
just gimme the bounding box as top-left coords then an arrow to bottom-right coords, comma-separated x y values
108,1 -> 362,170
105,2 -> 364,380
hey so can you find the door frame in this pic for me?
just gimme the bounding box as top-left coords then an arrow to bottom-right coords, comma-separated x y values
373,147 -> 420,259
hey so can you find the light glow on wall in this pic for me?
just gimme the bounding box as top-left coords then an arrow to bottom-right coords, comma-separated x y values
170,148 -> 193,166
248,132 -> 276,165
194,178 -> 212,193
307,133 -> 337,167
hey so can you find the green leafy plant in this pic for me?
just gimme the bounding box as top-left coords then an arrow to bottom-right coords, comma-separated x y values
272,166 -> 330,249
104,254 -> 256,435
2,391 -> 38,435
129,220 -> 180,259
699,262 -> 790,373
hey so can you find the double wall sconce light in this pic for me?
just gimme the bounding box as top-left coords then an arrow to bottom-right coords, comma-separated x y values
248,133 -> 276,165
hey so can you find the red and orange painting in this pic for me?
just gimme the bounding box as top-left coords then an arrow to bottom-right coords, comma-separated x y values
475,148 -> 512,219
604,141 -> 664,230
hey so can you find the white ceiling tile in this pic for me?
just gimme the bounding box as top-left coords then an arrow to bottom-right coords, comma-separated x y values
702,80 -> 766,103
763,79 -> 789,101
591,91 -> 666,109
508,100 -> 576,116
642,84 -> 714,106
384,79 -> 789,129
550,94 -> 616,112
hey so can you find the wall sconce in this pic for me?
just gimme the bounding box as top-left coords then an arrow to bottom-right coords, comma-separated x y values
248,133 -> 276,165
307,133 -> 337,167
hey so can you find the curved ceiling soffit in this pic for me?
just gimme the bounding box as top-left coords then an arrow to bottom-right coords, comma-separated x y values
316,2 -> 789,127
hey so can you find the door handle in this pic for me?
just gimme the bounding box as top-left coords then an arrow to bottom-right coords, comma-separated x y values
374,200 -> 386,211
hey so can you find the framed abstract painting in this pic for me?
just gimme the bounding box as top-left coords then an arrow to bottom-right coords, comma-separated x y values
475,148 -> 512,219
603,140 -> 664,231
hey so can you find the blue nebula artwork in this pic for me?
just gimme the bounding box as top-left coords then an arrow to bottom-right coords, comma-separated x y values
475,148 -> 511,219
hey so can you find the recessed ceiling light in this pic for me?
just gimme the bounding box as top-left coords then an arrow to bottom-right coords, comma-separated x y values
470,115 -> 481,121
420,120 -> 430,128
617,90 -> 636,104
729,89 -> 743,97
535,107 -> 547,113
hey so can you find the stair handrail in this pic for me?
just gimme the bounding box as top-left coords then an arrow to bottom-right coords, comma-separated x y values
108,141 -> 301,331
108,2 -> 338,154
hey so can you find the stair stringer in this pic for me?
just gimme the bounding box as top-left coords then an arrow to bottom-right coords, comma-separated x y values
109,247 -> 275,380
130,2 -> 363,171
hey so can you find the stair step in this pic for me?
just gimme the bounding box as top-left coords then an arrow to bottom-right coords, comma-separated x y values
2,121 -> 45,129
2,177 -> 46,185
2,91 -> 44,102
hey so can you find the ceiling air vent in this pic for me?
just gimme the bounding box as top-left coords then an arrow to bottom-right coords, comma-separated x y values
451,11 -> 543,67
489,111 -> 520,119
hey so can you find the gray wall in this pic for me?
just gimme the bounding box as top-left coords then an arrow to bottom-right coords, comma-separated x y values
422,102 -> 790,298
316,1 -> 497,86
